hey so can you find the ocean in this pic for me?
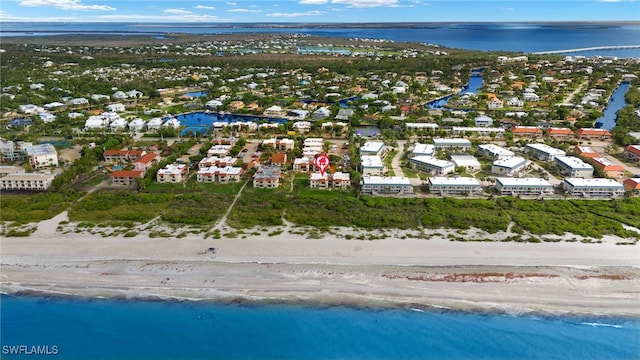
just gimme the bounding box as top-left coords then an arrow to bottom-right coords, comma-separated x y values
2,295 -> 639,360
1,22 -> 639,58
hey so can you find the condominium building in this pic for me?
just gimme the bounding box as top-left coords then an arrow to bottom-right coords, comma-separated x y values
409,156 -> 455,175
360,155 -> 385,176
428,177 -> 483,196
361,176 -> 413,195
562,178 -> 624,197
491,156 -> 529,177
0,173 -> 55,191
156,164 -> 188,183
495,177 -> 554,196
525,143 -> 566,162
554,156 -> 594,178
477,144 -> 514,160
591,157 -> 625,178
432,138 -> 472,150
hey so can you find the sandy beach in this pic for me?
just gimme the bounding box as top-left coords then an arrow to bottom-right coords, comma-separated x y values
2,214 -> 639,317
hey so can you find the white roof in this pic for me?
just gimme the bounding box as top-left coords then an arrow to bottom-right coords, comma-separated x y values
310,172 -> 329,181
433,138 -> 472,146
496,177 -> 552,187
493,156 -> 528,169
360,141 -> 384,154
428,177 -> 481,186
564,178 -> 623,188
526,143 -> 566,156
362,176 -> 412,186
453,126 -> 505,133
592,157 -> 619,167
555,156 -> 593,170
450,154 -> 481,168
411,156 -> 455,168
478,144 -> 514,157
332,172 -> 350,181
405,123 -> 439,129
576,146 -> 597,154
412,143 -> 435,155
361,155 -> 384,168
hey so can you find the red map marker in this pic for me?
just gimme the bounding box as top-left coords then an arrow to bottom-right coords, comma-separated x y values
314,154 -> 330,176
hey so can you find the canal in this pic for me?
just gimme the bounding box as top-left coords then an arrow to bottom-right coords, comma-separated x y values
595,81 -> 631,130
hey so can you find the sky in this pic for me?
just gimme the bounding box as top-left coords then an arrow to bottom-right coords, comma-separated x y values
0,0 -> 638,23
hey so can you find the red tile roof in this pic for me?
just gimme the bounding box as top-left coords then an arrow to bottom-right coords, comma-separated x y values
110,170 -> 144,178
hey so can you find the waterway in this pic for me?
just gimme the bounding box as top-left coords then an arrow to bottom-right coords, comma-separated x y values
595,82 -> 631,130
427,70 -> 484,109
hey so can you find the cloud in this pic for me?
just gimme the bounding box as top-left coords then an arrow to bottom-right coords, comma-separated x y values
299,0 -> 328,4
164,8 -> 193,15
333,0 -> 398,7
195,5 -> 216,10
266,10 -> 325,17
227,2 -> 237,5
95,13 -> 226,22
228,8 -> 261,12
19,0 -> 115,11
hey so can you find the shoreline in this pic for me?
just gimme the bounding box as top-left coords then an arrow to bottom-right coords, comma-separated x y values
2,221 -> 639,318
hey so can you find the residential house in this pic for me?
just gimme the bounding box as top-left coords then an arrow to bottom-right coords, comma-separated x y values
253,165 -> 281,188
103,149 -> 145,163
487,97 -> 503,110
270,153 -> 287,167
474,115 -> 494,127
576,128 -> 612,140
562,178 -> 624,197
0,173 -> 55,191
105,103 -> 126,112
624,145 -> 640,162
554,156 -> 594,178
335,109 -> 354,121
263,105 -> 285,118
128,118 -> 146,132
428,177 -> 482,196
591,157 -> 625,178
525,143 -> 566,162
361,176 -> 414,195
623,178 -> 640,196
477,144 -> 514,159
409,156 -> 455,175
506,97 -> 524,107
110,170 -> 144,185
495,177 -> 554,196
109,118 -> 128,132
147,118 -> 164,131
491,156 -> 529,177
312,107 -> 331,120
156,164 -> 188,183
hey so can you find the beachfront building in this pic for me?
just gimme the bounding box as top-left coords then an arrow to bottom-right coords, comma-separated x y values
197,166 -> 244,183
409,156 -> 455,175
360,155 -> 385,176
308,171 -> 352,190
293,157 -> 313,172
562,178 -> 624,197
0,173 -> 55,191
624,145 -> 640,162
309,172 -> 330,189
477,144 -> 514,160
133,153 -> 159,172
410,143 -> 435,158
253,165 -> 281,188
110,170 -> 144,185
576,128 -> 612,140
554,156 -> 594,178
156,164 -> 188,183
331,172 -> 351,189
428,177 -> 483,196
495,177 -> 554,196
359,141 -> 385,157
574,145 -> 599,159
513,126 -> 544,138
590,157 -> 625,178
624,178 -> 640,196
26,144 -> 58,169
546,127 -> 574,140
361,176 -> 414,195
491,156 -> 529,177
451,127 -> 505,138
432,138 -> 472,150
525,143 -> 566,162
450,154 -> 481,173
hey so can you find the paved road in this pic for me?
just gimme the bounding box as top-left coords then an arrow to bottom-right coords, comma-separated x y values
391,141 -> 423,186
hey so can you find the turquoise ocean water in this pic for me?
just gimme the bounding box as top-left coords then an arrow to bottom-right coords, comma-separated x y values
2,295 -> 639,359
